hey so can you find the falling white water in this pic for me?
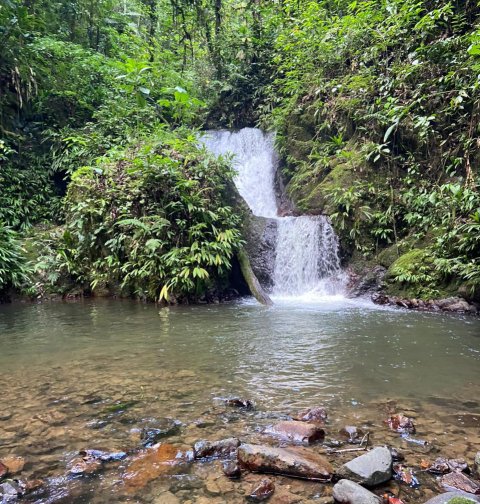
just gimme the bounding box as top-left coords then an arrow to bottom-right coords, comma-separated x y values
201,128 -> 345,300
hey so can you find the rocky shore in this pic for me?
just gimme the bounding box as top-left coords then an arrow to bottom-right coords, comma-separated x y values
2,399 -> 480,504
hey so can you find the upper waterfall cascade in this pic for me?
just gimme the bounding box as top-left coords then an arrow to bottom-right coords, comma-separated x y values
201,128 -> 345,299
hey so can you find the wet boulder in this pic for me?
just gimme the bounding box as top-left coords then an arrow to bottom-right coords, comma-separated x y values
293,407 -> 328,424
193,438 -> 240,459
423,491 -> 480,503
441,472 -> 480,494
337,446 -> 392,486
238,443 -> 333,481
265,420 -> 325,444
248,478 -> 275,502
333,479 -> 382,503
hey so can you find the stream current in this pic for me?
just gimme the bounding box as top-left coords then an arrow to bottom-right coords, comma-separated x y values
0,300 -> 479,502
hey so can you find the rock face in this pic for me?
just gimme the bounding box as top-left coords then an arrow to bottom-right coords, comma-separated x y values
265,420 -> 325,444
193,438 -> 240,459
337,447 -> 392,486
244,215 -> 278,291
238,443 -> 333,481
333,479 -> 382,504
423,491 -> 480,503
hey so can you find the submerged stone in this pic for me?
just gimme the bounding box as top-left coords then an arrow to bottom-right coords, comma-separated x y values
0,456 -> 24,476
248,478 -> 275,501
223,459 -> 241,479
293,406 -> 328,424
265,420 -> 325,444
340,425 -> 365,444
141,418 -> 182,446
224,397 -> 255,410
0,462 -> 7,480
441,472 -> 480,495
333,479 -> 382,504
337,446 -> 392,486
193,438 -> 240,459
238,443 -> 333,481
123,443 -> 189,490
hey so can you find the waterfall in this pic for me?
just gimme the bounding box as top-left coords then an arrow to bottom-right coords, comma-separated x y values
201,128 -> 345,300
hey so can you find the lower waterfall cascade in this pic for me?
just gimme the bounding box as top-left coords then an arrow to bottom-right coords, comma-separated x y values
201,128 -> 345,300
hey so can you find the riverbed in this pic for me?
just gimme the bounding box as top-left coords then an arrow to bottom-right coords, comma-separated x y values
1,298 -> 479,502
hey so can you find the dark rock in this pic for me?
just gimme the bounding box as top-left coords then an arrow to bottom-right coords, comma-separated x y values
388,448 -> 404,462
340,426 -> 365,444
248,478 -> 275,502
193,438 -> 240,459
333,479 -> 382,503
337,446 -> 392,487
441,472 -> 480,494
244,216 -> 278,291
265,420 -> 325,444
141,418 -> 182,446
348,266 -> 386,297
222,459 -> 241,479
238,443 -> 333,481
293,406 -> 328,424
224,398 -> 255,410
427,458 -> 451,475
423,491 -> 480,503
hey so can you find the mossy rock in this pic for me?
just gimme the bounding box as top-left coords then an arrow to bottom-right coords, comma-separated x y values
447,498 -> 478,504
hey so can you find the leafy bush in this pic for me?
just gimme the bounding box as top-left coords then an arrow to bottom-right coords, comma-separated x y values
60,129 -> 243,302
0,224 -> 32,294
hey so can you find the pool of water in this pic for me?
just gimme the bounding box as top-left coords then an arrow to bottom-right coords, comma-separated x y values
1,298 -> 479,503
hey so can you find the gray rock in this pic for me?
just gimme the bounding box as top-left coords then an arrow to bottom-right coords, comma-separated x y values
337,446 -> 392,486
474,451 -> 480,477
423,491 -> 480,503
333,479 -> 382,504
193,438 -> 240,459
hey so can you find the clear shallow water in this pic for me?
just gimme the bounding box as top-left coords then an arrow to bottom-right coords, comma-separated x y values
1,299 -> 480,503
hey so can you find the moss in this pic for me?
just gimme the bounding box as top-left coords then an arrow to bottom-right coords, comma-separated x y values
447,498 -> 477,504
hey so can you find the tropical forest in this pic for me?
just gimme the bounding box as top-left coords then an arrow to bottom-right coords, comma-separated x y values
0,0 -> 480,502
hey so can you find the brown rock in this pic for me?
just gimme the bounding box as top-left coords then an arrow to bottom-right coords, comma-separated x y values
1,455 -> 25,475
24,479 -> 44,494
0,461 -> 7,480
69,457 -> 103,475
194,438 -> 240,459
441,471 -> 480,494
265,421 -> 325,444
123,443 -> 188,490
238,443 -> 333,481
248,478 -> 275,501
293,407 -> 327,424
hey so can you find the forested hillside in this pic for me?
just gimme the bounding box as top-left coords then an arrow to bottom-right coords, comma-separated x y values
1,0 -> 479,303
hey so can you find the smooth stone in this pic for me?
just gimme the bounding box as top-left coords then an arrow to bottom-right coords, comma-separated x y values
193,438 -> 240,459
337,446 -> 392,486
265,420 -> 325,444
333,479 -> 382,504
238,443 -> 333,481
423,491 -> 480,503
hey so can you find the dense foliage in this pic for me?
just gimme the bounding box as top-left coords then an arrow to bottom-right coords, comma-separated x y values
1,0 -> 479,300
263,0 -> 480,299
